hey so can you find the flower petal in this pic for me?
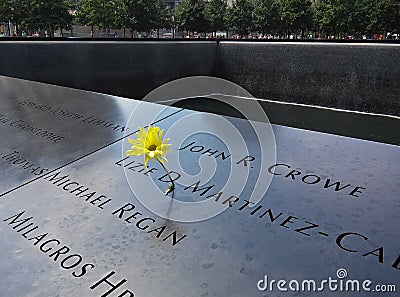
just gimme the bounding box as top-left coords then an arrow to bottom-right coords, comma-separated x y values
126,125 -> 172,170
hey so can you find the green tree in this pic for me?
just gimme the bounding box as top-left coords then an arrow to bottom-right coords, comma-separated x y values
205,0 -> 227,35
24,0 -> 73,37
77,0 -> 120,33
253,0 -> 280,35
313,0 -> 331,36
121,0 -> 158,36
0,0 -> 29,35
312,0 -> 346,37
346,0 -> 371,37
175,0 -> 209,35
154,0 -> 173,37
370,0 -> 400,35
278,0 -> 313,37
226,0 -> 254,37
386,0 -> 400,33
313,0 -> 376,38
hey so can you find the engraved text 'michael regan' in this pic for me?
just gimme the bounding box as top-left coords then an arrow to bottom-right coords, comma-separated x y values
42,171 -> 187,246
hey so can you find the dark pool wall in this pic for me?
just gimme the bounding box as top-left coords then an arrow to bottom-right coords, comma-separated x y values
218,42 -> 400,115
0,41 -> 218,99
0,40 -> 399,115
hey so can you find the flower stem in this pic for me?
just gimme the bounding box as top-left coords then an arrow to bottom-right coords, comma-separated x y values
157,159 -> 175,196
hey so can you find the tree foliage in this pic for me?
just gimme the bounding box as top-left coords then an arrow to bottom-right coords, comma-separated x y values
370,0 -> 400,33
175,0 -> 209,34
77,0 -> 121,30
226,0 -> 254,37
121,0 -> 158,33
277,0 -> 313,36
205,0 -> 227,33
0,0 -> 29,33
0,0 -> 72,36
253,0 -> 280,35
313,0 -> 335,35
154,0 -> 172,31
24,0 -> 73,36
2,0 -> 400,38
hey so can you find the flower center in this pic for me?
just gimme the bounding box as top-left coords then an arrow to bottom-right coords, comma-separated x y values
148,144 -> 157,151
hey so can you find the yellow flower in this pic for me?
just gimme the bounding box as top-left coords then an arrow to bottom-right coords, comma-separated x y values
126,125 -> 172,168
